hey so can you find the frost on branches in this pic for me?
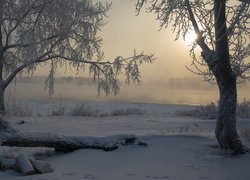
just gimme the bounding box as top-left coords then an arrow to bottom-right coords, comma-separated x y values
136,0 -> 249,82
0,0 -> 154,111
136,0 -> 249,154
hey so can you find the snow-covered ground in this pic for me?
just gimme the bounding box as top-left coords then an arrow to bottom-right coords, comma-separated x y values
1,101 -> 250,180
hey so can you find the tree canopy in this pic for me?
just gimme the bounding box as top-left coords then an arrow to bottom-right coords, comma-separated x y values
0,0 -> 153,97
136,0 -> 249,83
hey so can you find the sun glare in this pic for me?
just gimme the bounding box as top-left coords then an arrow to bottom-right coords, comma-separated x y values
184,32 -> 197,45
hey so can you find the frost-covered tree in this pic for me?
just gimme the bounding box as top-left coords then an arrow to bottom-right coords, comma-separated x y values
0,0 -> 153,113
136,0 -> 250,154
0,0 -> 152,153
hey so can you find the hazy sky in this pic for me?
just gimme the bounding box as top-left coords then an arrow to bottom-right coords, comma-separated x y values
49,0 -> 196,81
9,0 -> 250,104
35,0 -> 248,83
98,0 -> 194,82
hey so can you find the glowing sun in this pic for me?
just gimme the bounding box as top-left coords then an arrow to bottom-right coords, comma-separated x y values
184,32 -> 197,45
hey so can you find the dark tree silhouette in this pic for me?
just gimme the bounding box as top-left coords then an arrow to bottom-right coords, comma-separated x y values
136,0 -> 250,154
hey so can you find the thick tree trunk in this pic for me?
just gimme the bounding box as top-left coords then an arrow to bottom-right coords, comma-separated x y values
0,7 -> 5,114
214,71 -> 247,154
0,85 -> 5,113
212,0 -> 248,154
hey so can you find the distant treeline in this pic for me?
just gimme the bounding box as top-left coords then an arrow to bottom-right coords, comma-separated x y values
15,76 -> 250,90
16,76 -> 96,85
167,77 -> 250,90
168,77 -> 215,90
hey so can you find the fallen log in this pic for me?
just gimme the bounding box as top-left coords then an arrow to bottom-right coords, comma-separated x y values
0,117 -> 147,152
1,132 -> 146,152
2,133 -> 143,152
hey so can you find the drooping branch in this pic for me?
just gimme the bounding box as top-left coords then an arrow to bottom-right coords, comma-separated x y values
3,48 -> 153,96
3,57 -> 48,88
3,43 -> 58,88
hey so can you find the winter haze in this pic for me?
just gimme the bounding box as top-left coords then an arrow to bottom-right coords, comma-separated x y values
6,0 -> 250,105
1,0 -> 250,180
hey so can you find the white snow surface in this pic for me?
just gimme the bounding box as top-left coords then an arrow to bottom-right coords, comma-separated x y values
1,101 -> 250,180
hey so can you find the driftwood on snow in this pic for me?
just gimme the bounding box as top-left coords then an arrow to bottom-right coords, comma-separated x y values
0,117 -> 146,152
1,133 -> 146,152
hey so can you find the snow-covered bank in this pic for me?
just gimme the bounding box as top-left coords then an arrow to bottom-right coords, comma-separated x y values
1,102 -> 250,179
1,136 -> 250,180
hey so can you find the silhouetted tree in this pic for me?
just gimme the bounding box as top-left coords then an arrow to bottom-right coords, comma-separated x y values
0,0 -> 153,113
136,0 -> 249,154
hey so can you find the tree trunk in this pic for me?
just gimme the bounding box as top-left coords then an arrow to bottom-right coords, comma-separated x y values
214,70 -> 247,154
0,7 -> 5,114
213,0 -> 248,154
0,85 -> 5,113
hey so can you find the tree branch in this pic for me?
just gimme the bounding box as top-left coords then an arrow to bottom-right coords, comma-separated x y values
3,34 -> 66,51
227,2 -> 249,40
184,0 -> 211,53
184,0 -> 217,69
32,0 -> 55,33
4,0 -> 55,48
238,0 -> 250,4
3,51 -> 53,88
4,0 -> 39,47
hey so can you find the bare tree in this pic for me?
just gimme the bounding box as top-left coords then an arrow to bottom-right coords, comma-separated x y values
136,0 -> 250,154
0,0 -> 154,113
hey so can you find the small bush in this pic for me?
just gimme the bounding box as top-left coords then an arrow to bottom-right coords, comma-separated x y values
49,107 -> 65,116
6,103 -> 32,117
111,108 -> 145,116
176,102 -> 217,119
178,125 -> 190,133
177,99 -> 250,119
69,104 -> 102,116
69,104 -> 145,117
